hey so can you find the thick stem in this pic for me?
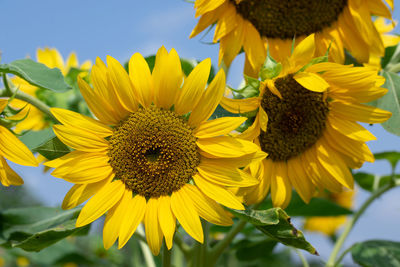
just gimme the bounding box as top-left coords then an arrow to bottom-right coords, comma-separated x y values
208,219 -> 247,266
326,182 -> 395,267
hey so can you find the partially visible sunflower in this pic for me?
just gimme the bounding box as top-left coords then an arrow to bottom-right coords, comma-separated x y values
0,99 -> 38,186
45,47 -> 265,255
191,0 -> 393,76
368,17 -> 400,68
10,48 -> 91,133
222,34 -> 392,208
304,190 -> 354,236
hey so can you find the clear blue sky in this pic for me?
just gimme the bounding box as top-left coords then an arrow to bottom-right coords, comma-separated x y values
2,0 -> 400,262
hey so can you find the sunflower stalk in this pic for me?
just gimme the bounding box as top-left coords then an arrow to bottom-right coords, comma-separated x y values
190,221 -> 209,267
326,180 -> 397,267
0,75 -> 58,123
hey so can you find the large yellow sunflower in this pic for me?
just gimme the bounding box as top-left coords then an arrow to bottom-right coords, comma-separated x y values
44,47 -> 265,255
0,99 -> 38,186
10,48 -> 91,133
221,35 -> 392,208
304,190 -> 354,236
191,0 -> 393,76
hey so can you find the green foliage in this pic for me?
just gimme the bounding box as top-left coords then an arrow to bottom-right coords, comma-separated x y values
369,71 -> 400,136
351,240 -> 400,267
19,128 -> 71,160
0,59 -> 71,92
382,43 -> 400,72
374,151 -> 400,171
0,207 -> 89,252
229,207 -> 317,255
234,237 -> 277,261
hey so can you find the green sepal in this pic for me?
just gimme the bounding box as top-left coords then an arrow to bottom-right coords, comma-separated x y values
260,54 -> 282,80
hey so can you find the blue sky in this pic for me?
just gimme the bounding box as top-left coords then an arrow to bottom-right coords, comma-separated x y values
2,0 -> 400,262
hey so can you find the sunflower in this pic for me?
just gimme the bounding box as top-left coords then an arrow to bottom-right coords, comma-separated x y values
10,48 -> 91,133
304,190 -> 354,236
0,99 -> 38,186
44,47 -> 265,255
190,0 -> 393,76
221,35 -> 392,208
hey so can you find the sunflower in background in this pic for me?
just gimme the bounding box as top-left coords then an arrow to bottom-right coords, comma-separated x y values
0,99 -> 38,186
368,17 -> 400,69
45,46 -> 265,255
191,0 -> 393,76
221,35 -> 391,208
10,48 -> 91,133
304,190 -> 354,237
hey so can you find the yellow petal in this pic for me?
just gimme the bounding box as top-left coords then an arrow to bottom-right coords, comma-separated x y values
259,107 -> 268,132
171,186 -> 204,243
184,184 -> 233,226
213,3 -> 237,42
195,117 -> 246,138
193,174 -> 244,210
242,20 -> 266,72
0,157 -> 24,186
106,55 -> 138,112
197,161 -> 258,187
293,72 -> 329,93
44,150 -> 86,168
270,161 -> 292,208
0,126 -> 38,166
129,53 -> 154,108
199,151 -> 266,169
66,52 -> 78,69
62,178 -> 110,210
331,101 -> 391,123
287,157 -> 314,204
0,99 -> 8,113
144,198 -> 163,255
195,0 -> 226,16
243,159 -> 271,205
219,96 -> 260,114
153,47 -> 183,109
291,34 -> 316,67
175,58 -> 211,115
189,69 -> 227,126
327,114 -> 376,142
37,48 -> 65,72
197,136 -> 260,158
53,125 -> 109,152
118,194 -> 147,249
51,108 -> 113,138
158,196 -> 176,250
76,180 -> 125,227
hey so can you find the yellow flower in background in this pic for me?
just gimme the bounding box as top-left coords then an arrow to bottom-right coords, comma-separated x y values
368,17 -> 400,68
10,48 -> 92,133
191,0 -> 393,76
45,46 -> 265,255
304,190 -> 354,236
16,257 -> 29,267
0,100 -> 38,186
222,35 -> 392,208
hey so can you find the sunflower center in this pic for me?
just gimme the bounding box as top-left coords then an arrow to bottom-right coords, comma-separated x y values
259,74 -> 329,161
108,107 -> 200,198
230,0 -> 347,39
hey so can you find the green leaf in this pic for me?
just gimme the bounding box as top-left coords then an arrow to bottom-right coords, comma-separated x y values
383,43 -> 400,71
369,71 -> 400,136
354,172 -> 399,192
0,207 -> 89,252
351,240 -> 400,267
0,59 -> 71,92
374,151 -> 400,170
284,192 -> 353,217
230,207 -> 317,255
19,128 -> 71,160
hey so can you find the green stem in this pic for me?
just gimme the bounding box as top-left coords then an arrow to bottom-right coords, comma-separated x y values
326,182 -> 396,267
295,249 -> 310,267
208,219 -> 247,266
0,76 -> 58,123
174,234 -> 191,259
190,221 -> 209,267
162,245 -> 172,267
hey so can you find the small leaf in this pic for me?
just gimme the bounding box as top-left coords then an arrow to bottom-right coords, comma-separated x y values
0,59 -> 71,92
0,207 -> 89,252
374,151 -> 400,170
354,172 -> 398,192
369,71 -> 400,136
230,207 -> 317,255
234,238 -> 277,261
351,240 -> 400,267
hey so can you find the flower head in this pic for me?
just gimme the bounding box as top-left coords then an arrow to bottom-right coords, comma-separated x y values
222,35 -> 392,207
191,0 -> 393,75
0,99 -> 38,186
45,47 -> 265,255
